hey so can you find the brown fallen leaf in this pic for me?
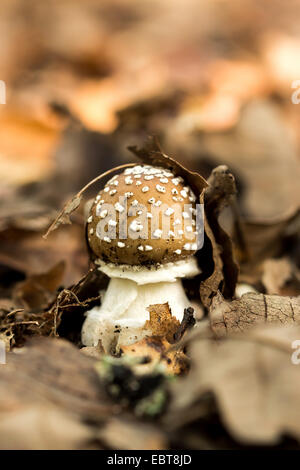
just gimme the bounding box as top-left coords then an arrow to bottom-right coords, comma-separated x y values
0,404 -> 92,450
121,337 -> 188,376
1,337 -> 116,422
43,163 -> 136,239
129,139 -> 238,306
237,209 -> 300,282
97,417 -> 167,450
13,261 -> 65,312
128,136 -> 208,197
210,291 -> 300,338
200,100 -> 300,221
121,304 -> 195,375
199,165 -> 239,307
144,303 -> 180,343
261,257 -> 300,296
0,223 -> 88,287
0,108 -> 59,186
166,323 -> 300,445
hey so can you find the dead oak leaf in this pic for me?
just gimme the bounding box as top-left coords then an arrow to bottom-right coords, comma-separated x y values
166,323 -> 300,445
129,139 -> 238,307
199,164 -> 239,307
97,417 -> 167,450
121,337 -> 188,376
210,291 -> 300,338
144,303 -> 180,343
120,304 -> 195,375
14,260 -> 66,312
0,404 -> 92,450
261,257 -> 300,296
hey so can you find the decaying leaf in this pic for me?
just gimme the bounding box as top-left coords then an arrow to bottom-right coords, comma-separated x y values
237,208 -> 300,285
261,257 -> 296,295
199,165 -> 239,307
1,337 -> 116,421
144,303 -> 180,343
44,194 -> 83,238
0,267 -> 104,349
120,304 -> 195,375
199,101 -> 300,221
129,138 -> 239,307
14,260 -> 65,311
97,417 -> 167,450
121,337 -> 187,376
43,163 -> 136,239
210,291 -> 300,337
166,323 -> 300,445
0,404 -> 92,450
128,137 -> 208,197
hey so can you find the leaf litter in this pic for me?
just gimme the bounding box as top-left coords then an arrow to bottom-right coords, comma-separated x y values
0,0 -> 300,450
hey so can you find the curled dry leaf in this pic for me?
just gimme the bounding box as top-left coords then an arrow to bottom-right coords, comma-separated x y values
199,164 -> 239,307
128,137 -> 208,197
166,323 -> 300,445
210,291 -> 300,338
43,163 -> 136,239
129,138 -> 239,307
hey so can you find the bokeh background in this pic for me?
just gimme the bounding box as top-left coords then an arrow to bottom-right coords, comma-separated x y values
0,0 -> 299,288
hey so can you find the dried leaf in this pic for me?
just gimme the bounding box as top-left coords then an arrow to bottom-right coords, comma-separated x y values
237,209 -> 300,279
43,163 -> 136,238
1,337 -> 116,421
0,404 -> 92,450
261,257 -> 295,295
121,305 -> 195,375
14,261 -> 65,311
200,101 -> 300,220
210,291 -> 300,337
43,194 -> 82,238
166,323 -> 300,445
128,136 -> 208,197
144,303 -> 180,343
129,139 -> 238,306
199,165 -> 239,307
121,337 -> 188,376
98,417 -> 166,450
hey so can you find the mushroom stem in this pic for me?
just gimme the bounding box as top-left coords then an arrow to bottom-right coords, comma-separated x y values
82,259 -> 200,353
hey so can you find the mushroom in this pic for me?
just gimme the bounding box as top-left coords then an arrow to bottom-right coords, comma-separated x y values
82,164 -> 203,353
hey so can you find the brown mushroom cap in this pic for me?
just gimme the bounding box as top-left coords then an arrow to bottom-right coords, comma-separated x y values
87,165 -> 199,265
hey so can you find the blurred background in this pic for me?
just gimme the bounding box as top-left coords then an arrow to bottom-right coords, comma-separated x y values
0,0 -> 299,291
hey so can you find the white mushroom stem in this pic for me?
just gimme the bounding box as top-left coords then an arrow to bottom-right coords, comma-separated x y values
81,258 -> 201,352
